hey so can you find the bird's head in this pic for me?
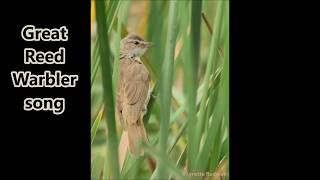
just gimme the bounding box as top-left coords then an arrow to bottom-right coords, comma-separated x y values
120,33 -> 153,58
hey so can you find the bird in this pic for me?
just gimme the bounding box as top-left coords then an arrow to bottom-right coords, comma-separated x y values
116,33 -> 153,156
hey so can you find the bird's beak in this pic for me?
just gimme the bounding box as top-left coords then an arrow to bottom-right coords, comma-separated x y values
145,42 -> 154,48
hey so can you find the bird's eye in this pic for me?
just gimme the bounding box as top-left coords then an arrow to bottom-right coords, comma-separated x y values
134,41 -> 139,45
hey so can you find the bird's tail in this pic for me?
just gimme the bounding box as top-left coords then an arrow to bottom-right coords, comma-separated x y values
127,118 -> 148,156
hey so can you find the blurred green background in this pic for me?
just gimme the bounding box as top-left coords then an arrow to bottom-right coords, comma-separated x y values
91,0 -> 229,179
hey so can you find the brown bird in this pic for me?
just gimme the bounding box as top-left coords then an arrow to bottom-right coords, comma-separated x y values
116,33 -> 153,156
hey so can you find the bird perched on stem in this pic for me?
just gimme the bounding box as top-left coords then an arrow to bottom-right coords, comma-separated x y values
116,33 -> 153,156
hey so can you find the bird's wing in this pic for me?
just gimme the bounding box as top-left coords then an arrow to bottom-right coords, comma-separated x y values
116,60 -> 128,128
122,61 -> 149,125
